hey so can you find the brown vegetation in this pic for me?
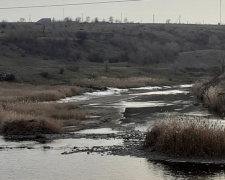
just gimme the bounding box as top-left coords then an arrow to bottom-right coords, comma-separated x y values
73,77 -> 169,88
0,82 -> 85,102
144,116 -> 225,157
193,78 -> 225,113
0,82 -> 86,135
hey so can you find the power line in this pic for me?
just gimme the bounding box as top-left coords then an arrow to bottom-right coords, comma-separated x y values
0,0 -> 143,10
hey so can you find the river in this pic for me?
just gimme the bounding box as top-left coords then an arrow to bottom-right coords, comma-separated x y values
1,84 -> 225,180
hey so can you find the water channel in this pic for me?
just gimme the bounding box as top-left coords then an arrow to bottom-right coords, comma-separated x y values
1,85 -> 225,180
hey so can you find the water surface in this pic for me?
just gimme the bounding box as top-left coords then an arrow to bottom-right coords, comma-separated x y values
1,85 -> 224,180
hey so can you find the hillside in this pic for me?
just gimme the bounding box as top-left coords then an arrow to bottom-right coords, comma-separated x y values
0,21 -> 225,84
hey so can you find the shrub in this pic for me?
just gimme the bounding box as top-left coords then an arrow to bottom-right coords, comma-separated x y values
88,53 -> 104,63
76,31 -> 88,44
6,74 -> 15,81
40,72 -> 49,78
0,20 -> 7,28
144,116 -> 225,157
68,66 -> 79,72
2,119 -> 63,135
59,68 -> 65,74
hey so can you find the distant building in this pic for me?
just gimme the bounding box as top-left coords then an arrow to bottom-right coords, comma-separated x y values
37,18 -> 52,24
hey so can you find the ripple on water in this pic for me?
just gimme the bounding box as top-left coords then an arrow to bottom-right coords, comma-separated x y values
1,149 -> 225,180
131,89 -> 189,96
75,128 -> 119,134
58,88 -> 128,103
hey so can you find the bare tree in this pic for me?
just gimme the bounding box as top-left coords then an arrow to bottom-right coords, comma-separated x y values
64,17 -> 72,22
115,19 -> 121,23
217,51 -> 225,74
109,16 -> 114,23
19,18 -> 26,22
94,17 -> 99,23
75,17 -> 81,23
166,19 -> 170,24
86,16 -> 90,23
123,17 -> 128,23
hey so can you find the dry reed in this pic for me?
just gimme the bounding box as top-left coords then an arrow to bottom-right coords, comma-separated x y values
144,116 -> 225,157
0,82 -> 87,135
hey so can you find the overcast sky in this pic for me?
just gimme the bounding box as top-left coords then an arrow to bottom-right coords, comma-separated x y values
0,0 -> 224,24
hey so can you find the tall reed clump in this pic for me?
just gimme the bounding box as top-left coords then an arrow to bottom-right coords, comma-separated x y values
192,79 -> 209,100
193,79 -> 225,113
144,116 -> 225,157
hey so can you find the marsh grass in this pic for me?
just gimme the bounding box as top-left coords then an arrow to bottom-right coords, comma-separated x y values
144,116 -> 225,157
193,80 -> 225,113
0,82 -> 85,102
0,82 -> 87,135
73,77 -> 168,88
192,80 -> 209,99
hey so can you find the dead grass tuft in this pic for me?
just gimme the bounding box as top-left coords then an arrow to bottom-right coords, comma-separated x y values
144,116 -> 225,157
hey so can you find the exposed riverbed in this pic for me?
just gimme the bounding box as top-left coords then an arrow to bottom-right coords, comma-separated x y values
2,85 -> 225,180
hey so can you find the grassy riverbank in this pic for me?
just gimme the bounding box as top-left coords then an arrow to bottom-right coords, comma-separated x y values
0,22 -> 224,84
0,82 -> 86,135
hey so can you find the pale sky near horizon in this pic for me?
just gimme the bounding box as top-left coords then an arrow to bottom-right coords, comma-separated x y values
0,0 -> 224,24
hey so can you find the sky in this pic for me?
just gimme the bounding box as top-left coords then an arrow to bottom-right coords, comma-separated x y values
0,0 -> 224,24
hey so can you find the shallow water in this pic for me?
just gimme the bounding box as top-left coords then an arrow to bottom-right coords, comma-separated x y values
0,150 -> 164,180
1,85 -> 225,180
76,128 -> 119,134
1,149 -> 225,180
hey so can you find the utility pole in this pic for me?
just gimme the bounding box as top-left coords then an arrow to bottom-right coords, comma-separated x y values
153,14 -> 155,23
220,0 -> 222,24
176,15 -> 181,24
82,13 -> 83,23
63,8 -> 64,19
121,13 -> 122,23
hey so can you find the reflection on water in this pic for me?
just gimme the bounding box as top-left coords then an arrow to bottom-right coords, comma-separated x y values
1,149 -> 225,180
131,89 -> 189,96
0,150 -> 159,180
152,161 -> 225,180
0,137 -> 123,150
76,128 -> 119,134
58,88 -> 128,103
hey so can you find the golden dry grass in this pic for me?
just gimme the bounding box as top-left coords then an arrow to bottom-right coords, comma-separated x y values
144,116 -> 225,157
0,82 -> 87,135
0,82 -> 85,102
73,76 -> 168,89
